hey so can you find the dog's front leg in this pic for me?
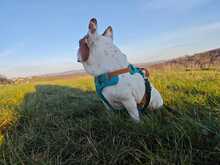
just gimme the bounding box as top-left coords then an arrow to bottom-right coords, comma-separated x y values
102,101 -> 112,112
122,98 -> 140,122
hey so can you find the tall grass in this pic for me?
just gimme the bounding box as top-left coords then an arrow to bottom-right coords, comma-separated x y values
0,70 -> 220,164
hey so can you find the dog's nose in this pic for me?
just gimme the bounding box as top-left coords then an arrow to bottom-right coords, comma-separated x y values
77,55 -> 81,62
77,49 -> 81,62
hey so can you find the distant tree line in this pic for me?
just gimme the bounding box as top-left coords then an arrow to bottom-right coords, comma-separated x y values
150,48 -> 220,70
0,74 -> 13,84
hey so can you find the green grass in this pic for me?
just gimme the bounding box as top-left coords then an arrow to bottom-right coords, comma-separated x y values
0,70 -> 220,164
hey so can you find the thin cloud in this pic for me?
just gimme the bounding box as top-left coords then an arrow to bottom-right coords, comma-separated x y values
121,21 -> 220,63
0,42 -> 25,57
195,22 -> 220,32
1,60 -> 82,78
0,49 -> 13,57
149,22 -> 220,59
139,0 -> 212,12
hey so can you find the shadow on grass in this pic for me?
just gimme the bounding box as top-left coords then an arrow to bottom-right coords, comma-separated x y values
20,85 -> 104,119
0,85 -> 134,164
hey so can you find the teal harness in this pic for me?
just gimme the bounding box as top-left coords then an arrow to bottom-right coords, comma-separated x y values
95,64 -> 151,112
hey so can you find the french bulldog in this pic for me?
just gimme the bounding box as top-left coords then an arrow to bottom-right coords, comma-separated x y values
77,18 -> 163,122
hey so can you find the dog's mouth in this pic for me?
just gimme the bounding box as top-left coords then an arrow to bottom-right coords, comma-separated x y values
78,36 -> 90,62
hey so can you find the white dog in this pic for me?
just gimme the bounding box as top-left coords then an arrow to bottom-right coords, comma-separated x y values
77,18 -> 163,122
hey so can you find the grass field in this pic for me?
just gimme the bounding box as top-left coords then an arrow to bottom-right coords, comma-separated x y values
0,70 -> 220,164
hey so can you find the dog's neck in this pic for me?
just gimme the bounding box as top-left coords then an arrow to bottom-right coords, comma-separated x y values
82,36 -> 129,76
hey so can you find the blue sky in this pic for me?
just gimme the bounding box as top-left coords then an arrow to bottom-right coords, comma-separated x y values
1,0 -> 220,77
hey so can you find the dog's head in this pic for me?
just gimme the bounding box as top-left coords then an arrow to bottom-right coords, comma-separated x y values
77,18 -> 127,75
77,18 -> 114,63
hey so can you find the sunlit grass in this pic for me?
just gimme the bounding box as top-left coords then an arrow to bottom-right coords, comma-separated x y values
0,109 -> 18,144
0,70 -> 219,164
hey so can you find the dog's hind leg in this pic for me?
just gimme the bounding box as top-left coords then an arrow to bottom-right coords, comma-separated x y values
148,85 -> 163,110
122,98 -> 140,122
102,101 -> 112,112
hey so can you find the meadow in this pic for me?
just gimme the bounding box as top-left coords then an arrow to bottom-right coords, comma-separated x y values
0,70 -> 220,164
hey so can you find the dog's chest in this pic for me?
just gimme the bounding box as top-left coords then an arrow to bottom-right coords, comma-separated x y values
99,73 -> 146,109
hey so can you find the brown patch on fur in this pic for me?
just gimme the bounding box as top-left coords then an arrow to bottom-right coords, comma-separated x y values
79,37 -> 89,61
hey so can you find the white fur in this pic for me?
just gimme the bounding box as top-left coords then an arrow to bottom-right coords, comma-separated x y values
78,31 -> 163,122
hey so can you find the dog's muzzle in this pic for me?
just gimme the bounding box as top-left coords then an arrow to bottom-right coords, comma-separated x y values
77,49 -> 82,62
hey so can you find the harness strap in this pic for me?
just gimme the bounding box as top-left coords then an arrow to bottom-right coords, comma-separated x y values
106,65 -> 151,111
108,66 -> 150,79
108,67 -> 130,79
140,68 -> 150,77
95,64 -> 151,112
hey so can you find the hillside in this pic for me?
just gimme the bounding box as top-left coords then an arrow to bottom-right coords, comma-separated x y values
36,48 -> 220,80
148,48 -> 220,70
0,75 -> 13,84
8,48 -> 220,83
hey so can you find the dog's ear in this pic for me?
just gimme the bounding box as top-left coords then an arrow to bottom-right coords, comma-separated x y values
102,26 -> 113,40
79,36 -> 90,62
